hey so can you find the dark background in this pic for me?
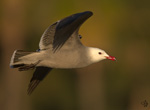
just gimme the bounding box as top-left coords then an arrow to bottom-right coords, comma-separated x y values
0,0 -> 150,110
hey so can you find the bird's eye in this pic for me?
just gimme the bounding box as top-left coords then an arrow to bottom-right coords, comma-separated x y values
98,52 -> 102,55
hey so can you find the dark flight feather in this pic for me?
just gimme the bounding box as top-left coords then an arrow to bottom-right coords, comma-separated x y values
53,11 -> 93,52
27,66 -> 52,95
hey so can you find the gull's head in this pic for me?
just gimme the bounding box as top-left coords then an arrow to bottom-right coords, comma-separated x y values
88,47 -> 116,63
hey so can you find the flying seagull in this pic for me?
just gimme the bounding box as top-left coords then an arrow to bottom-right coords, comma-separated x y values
10,11 -> 116,95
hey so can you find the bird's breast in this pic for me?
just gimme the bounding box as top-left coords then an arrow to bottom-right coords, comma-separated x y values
38,49 -> 90,69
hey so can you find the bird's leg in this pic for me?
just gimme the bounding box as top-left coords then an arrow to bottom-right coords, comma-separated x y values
18,60 -> 41,71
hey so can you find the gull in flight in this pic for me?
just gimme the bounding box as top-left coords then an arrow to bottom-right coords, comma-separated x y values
10,11 -> 116,95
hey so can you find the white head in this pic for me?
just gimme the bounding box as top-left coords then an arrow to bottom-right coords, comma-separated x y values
87,47 -> 116,63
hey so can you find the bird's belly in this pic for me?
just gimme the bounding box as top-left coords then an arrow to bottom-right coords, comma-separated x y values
38,57 -> 88,69
37,49 -> 90,68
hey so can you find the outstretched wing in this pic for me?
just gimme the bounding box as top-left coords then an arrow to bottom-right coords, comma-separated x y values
39,22 -> 57,50
39,11 -> 93,52
27,66 -> 52,95
53,11 -> 93,52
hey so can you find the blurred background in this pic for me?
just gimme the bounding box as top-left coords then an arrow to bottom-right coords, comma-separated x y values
0,0 -> 150,110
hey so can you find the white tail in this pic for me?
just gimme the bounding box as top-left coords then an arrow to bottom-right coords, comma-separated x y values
10,50 -> 40,71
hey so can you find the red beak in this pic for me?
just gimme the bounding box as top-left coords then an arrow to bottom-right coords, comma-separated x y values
106,56 -> 116,61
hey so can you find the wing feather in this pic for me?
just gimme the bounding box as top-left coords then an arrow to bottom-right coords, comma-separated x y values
39,22 -> 57,50
53,11 -> 93,52
39,11 -> 93,52
27,66 -> 52,95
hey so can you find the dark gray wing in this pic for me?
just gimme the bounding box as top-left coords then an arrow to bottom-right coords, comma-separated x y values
53,11 -> 93,52
39,11 -> 93,51
27,66 -> 52,95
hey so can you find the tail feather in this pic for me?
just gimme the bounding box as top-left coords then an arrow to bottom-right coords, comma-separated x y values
10,50 -> 40,71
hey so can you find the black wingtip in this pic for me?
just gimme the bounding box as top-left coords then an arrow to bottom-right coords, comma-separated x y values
27,80 -> 40,95
73,11 -> 93,18
55,11 -> 93,31
53,11 -> 93,52
27,67 -> 52,95
80,11 -> 93,16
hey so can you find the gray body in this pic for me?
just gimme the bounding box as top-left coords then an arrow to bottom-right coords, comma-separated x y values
12,28 -> 93,69
9,11 -> 112,94
37,46 -> 89,68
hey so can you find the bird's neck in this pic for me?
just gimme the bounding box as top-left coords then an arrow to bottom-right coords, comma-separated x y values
86,47 -> 101,64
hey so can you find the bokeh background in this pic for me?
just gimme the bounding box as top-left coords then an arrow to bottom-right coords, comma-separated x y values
0,0 -> 150,110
